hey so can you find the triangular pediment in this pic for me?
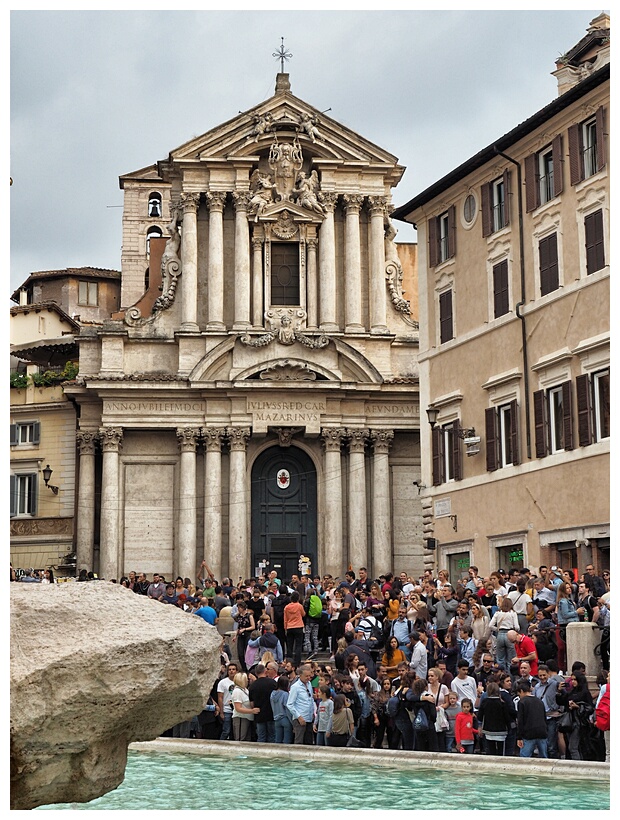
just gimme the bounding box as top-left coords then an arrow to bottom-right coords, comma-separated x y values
259,200 -> 323,224
164,80 -> 402,170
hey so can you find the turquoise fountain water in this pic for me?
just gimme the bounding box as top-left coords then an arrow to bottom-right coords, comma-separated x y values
38,749 -> 610,810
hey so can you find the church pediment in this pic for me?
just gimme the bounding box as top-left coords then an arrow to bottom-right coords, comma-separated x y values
259,201 -> 324,225
165,79 -> 402,172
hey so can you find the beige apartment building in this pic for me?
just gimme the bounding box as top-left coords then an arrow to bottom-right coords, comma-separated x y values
65,72 -> 423,583
392,15 -> 610,581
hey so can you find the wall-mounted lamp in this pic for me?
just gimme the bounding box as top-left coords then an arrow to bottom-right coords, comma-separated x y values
426,405 -> 439,429
42,464 -> 59,495
426,405 -> 476,440
413,481 -> 427,494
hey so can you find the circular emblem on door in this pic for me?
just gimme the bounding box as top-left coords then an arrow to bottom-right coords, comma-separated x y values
277,469 -> 290,489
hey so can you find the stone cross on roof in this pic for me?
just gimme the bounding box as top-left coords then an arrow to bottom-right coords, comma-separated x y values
273,36 -> 292,73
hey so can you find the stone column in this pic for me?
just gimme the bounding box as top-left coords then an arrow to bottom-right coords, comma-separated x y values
343,194 -> 364,333
177,427 -> 199,582
368,196 -> 389,334
251,235 -> 264,328
206,191 -> 227,330
227,427 -> 251,576
203,427 -> 226,581
318,193 -> 339,332
232,191 -> 252,330
347,429 -> 369,571
179,193 -> 200,332
322,427 -> 345,578
306,236 -> 318,329
99,427 -> 123,582
75,431 -> 98,573
370,429 -> 394,577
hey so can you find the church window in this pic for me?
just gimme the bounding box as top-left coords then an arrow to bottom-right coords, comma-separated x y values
270,242 -> 300,305
146,226 -> 163,255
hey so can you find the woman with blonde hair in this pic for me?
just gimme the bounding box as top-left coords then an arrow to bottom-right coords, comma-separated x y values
436,569 -> 451,590
470,600 -> 491,642
231,672 -> 259,741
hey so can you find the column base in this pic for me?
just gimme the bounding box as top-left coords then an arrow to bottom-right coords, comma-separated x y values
205,322 -> 226,332
319,322 -> 339,333
345,323 -> 365,334
370,325 -> 390,335
232,321 -> 252,331
179,322 -> 200,333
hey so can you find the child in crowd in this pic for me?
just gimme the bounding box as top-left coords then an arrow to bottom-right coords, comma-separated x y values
314,684 -> 334,746
444,691 -> 460,752
455,697 -> 478,754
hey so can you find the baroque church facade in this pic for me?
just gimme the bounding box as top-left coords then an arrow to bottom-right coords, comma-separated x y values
69,73 -> 423,583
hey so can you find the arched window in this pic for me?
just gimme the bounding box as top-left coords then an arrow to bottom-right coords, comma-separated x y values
146,226 -> 163,255
148,192 -> 162,218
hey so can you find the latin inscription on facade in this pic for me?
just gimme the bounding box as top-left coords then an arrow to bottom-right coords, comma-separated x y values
247,397 -> 326,434
103,400 -> 205,421
365,403 -> 417,417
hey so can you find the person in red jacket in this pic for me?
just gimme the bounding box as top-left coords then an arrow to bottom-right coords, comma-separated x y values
507,630 -> 539,676
455,697 -> 478,753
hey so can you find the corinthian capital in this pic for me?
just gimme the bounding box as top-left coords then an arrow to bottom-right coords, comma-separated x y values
99,427 -> 123,452
205,191 -> 227,212
321,427 -> 346,452
177,427 -> 200,452
226,426 -> 251,451
232,190 -> 252,211
342,194 -> 364,214
367,195 -> 388,216
76,430 -> 98,455
201,427 -> 227,452
318,192 -> 338,212
370,428 -> 394,453
346,428 -> 369,453
179,192 -> 201,214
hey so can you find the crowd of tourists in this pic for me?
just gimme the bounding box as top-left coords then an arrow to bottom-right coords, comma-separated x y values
148,561 -> 609,760
15,559 -> 609,759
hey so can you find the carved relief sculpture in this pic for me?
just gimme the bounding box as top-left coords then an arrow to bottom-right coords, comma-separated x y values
298,113 -> 322,143
240,308 -> 329,349
259,360 -> 317,380
249,112 -> 274,142
269,136 -> 303,202
249,170 -> 275,222
384,219 -> 419,328
271,210 -> 299,240
294,171 -> 324,215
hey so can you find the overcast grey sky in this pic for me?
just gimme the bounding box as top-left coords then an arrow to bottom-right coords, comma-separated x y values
10,8 -> 596,294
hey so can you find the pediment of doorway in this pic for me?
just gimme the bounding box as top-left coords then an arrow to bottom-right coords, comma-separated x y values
188,335 -> 384,386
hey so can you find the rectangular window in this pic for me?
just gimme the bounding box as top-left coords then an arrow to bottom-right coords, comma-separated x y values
10,473 -> 38,517
584,209 -> 605,274
534,382 -> 573,458
481,170 -> 511,237
428,205 -> 456,267
579,370 -> 610,445
539,148 -> 554,206
10,422 -> 40,446
593,369 -> 610,441
270,243 -> 300,305
485,400 -> 519,471
539,233 -> 559,296
78,281 -> 98,306
525,135 -> 563,212
432,421 -> 462,485
548,385 -> 566,453
439,289 -> 453,343
492,260 -> 509,318
569,108 -> 606,184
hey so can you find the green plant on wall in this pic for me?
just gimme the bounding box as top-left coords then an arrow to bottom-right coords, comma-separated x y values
10,361 -> 79,388
10,372 -> 29,388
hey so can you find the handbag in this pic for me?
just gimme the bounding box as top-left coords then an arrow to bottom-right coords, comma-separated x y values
435,705 -> 449,732
558,710 -> 574,732
346,734 -> 365,747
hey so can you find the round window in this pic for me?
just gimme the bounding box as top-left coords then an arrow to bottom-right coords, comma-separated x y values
463,194 -> 477,224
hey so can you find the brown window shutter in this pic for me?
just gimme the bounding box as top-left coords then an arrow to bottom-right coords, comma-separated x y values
509,399 -> 520,465
481,182 -> 492,237
428,216 -> 438,268
503,169 -> 511,227
568,123 -> 582,185
432,427 -> 443,486
552,134 -> 564,197
447,205 -> 457,259
585,209 -> 605,274
533,389 -> 547,458
439,290 -> 453,344
576,373 -> 592,447
524,153 -> 539,212
539,233 -> 559,296
485,407 -> 498,472
452,420 -> 462,481
596,106 -> 606,172
493,260 -> 509,318
562,380 -> 573,451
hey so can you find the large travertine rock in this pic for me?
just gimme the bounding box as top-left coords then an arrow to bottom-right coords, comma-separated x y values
10,582 -> 221,810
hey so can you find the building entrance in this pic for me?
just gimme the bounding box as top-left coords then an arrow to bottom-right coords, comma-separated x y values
251,445 -> 317,580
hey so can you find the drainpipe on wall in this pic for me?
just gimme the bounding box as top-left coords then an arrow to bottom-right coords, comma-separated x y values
494,147 -> 532,460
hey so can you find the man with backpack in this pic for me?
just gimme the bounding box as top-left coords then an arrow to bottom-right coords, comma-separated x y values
303,588 -> 323,656
390,606 -> 414,660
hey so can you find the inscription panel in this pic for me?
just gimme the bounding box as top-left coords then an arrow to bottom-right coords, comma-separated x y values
103,399 -> 205,426
247,395 -> 327,434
